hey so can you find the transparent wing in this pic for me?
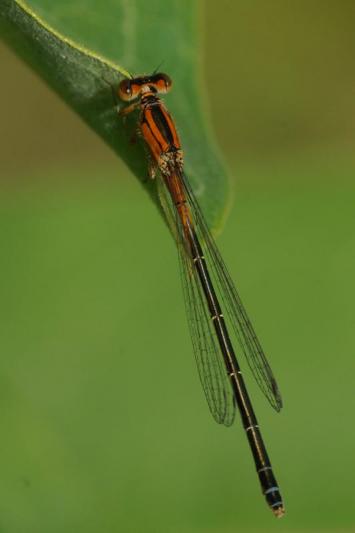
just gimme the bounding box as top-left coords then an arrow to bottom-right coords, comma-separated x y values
180,172 -> 282,412
156,174 -> 236,426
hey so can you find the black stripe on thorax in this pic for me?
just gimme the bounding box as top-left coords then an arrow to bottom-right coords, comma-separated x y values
142,95 -> 176,149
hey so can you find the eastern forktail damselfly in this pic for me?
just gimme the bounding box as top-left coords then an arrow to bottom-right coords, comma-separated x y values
118,73 -> 284,517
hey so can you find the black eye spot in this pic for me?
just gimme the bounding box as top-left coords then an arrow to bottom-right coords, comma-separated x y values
163,74 -> 172,89
123,81 -> 131,94
119,79 -> 133,100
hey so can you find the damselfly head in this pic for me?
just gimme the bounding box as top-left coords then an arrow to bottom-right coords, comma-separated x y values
118,73 -> 172,102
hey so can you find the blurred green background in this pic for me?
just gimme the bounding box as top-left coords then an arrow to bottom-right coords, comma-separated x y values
1,1 -> 355,532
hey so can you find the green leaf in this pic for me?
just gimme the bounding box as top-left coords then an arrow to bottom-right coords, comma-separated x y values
0,0 -> 231,230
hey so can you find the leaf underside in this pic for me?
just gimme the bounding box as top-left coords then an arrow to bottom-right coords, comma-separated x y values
0,0 -> 231,230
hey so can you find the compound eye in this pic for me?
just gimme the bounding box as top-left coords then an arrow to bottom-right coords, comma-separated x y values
162,73 -> 172,91
155,73 -> 172,93
118,79 -> 133,101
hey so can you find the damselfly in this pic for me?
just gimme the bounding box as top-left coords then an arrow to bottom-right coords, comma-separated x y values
117,72 -> 284,517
